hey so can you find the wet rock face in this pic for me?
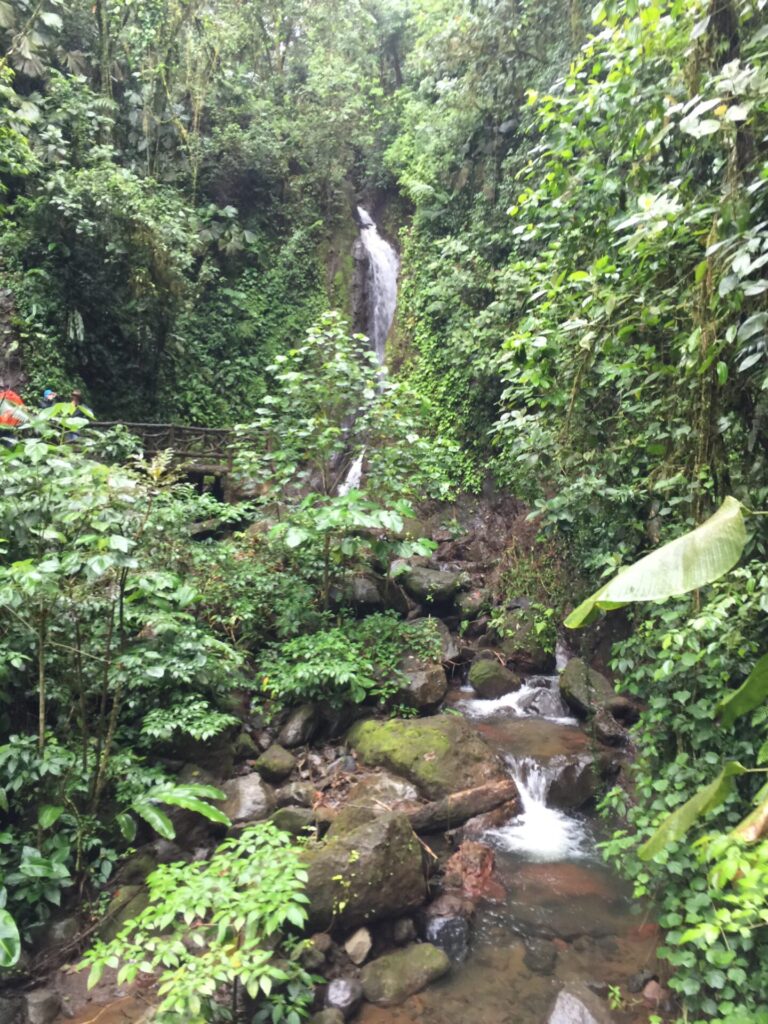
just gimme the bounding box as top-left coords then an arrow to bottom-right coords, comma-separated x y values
425,915 -> 470,963
360,944 -> 451,1006
524,938 -> 558,975
347,715 -> 506,799
302,813 -> 426,931
559,659 -> 616,718
468,658 -> 522,699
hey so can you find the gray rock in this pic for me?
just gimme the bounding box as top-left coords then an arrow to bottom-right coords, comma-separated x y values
344,926 -> 372,965
278,705 -> 320,748
425,915 -> 470,963
271,805 -> 315,836
219,773 -> 275,824
98,884 -> 149,942
399,566 -> 468,606
455,588 -> 490,620
303,813 -> 426,931
310,1012 -> 345,1024
492,608 -> 555,673
0,996 -> 25,1024
592,708 -> 628,747
25,989 -> 61,1024
400,654 -> 448,709
468,658 -> 522,699
547,984 -> 615,1024
275,781 -> 315,808
393,916 -> 417,945
255,744 -> 297,783
325,978 -> 363,1020
233,730 -> 260,761
524,938 -> 557,975
559,659 -> 616,718
360,944 -> 451,1006
36,912 -> 80,952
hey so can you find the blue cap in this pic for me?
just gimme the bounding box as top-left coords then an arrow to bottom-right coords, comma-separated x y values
43,389 -> 56,399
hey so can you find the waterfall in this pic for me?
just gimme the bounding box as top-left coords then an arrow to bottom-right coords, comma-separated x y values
338,450 -> 364,496
487,757 -> 592,862
356,206 -> 399,364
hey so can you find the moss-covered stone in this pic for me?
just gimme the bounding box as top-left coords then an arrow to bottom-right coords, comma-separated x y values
360,944 -> 451,1006
302,813 -> 426,932
468,658 -> 522,699
255,743 -> 297,783
493,608 -> 555,673
98,885 -> 149,943
400,566 -> 469,605
559,658 -> 616,717
270,805 -> 315,836
347,716 -> 505,799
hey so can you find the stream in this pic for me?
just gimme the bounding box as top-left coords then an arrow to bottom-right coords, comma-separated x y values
359,667 -> 658,1024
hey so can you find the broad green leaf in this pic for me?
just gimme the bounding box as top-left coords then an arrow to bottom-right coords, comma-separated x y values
38,804 -> 65,829
116,812 -> 137,842
0,909 -> 20,967
565,497 -> 746,628
638,762 -> 746,861
134,802 -> 175,840
718,653 -> 768,728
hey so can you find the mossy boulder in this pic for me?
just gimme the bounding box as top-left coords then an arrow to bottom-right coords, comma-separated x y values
270,805 -> 315,836
468,659 -> 522,699
347,716 -> 505,799
360,944 -> 451,1006
302,813 -> 425,931
492,608 -> 555,673
98,885 -> 149,943
399,566 -> 469,606
559,658 -> 616,718
255,744 -> 297,783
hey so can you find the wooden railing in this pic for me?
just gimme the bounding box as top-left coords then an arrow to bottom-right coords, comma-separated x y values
92,422 -> 234,473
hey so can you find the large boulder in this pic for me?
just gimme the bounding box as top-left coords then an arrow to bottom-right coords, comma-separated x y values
360,944 -> 451,1006
347,716 -> 506,799
468,658 -> 522,699
255,744 -> 296,783
408,617 -> 460,661
399,654 -> 448,709
397,565 -> 468,606
325,771 -> 420,839
278,705 -> 320,748
219,773 -> 275,824
302,813 -> 426,931
559,659 -> 617,718
491,608 -> 555,673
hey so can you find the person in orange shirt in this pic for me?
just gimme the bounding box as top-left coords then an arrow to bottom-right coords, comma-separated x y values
0,382 -> 28,446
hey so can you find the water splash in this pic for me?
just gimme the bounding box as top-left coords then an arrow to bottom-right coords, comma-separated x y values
487,757 -> 593,862
459,677 -> 574,723
357,206 -> 399,363
338,450 -> 365,496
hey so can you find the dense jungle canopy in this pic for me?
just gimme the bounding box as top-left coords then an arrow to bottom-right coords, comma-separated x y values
3,1 -> 768,1023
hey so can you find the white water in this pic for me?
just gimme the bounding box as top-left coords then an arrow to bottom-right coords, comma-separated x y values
357,205 -> 399,363
458,677 -> 575,723
338,451 -> 364,496
487,757 -> 593,862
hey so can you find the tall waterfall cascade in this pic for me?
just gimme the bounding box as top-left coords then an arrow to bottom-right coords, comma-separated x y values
356,205 -> 399,364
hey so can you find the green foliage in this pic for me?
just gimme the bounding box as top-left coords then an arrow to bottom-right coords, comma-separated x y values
0,415 -> 244,929
82,822 -> 313,1024
258,613 -> 442,710
566,497 -> 748,627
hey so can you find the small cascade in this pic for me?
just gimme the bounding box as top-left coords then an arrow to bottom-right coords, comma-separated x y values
487,756 -> 593,862
338,450 -> 364,496
356,206 -> 399,363
459,676 -> 574,722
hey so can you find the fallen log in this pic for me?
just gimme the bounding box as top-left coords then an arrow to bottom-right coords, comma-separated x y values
406,778 -> 518,833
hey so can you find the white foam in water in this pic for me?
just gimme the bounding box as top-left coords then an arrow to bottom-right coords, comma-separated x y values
458,679 -> 577,724
487,757 -> 594,862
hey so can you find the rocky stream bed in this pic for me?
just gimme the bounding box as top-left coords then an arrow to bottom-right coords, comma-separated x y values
3,497 -> 670,1024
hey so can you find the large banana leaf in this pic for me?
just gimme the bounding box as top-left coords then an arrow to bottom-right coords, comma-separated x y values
718,652 -> 768,728
566,497 -> 747,628
0,909 -> 20,967
638,761 -> 746,861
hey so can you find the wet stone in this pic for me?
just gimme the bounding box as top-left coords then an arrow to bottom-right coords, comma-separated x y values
325,978 -> 363,1019
278,705 -> 320,748
275,781 -> 315,808
310,1012 -> 345,1024
360,944 -> 451,1007
392,916 -> 417,945
425,915 -> 470,963
524,938 -> 557,975
255,744 -> 297,783
25,989 -> 61,1024
0,996 -> 25,1024
344,926 -> 373,965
